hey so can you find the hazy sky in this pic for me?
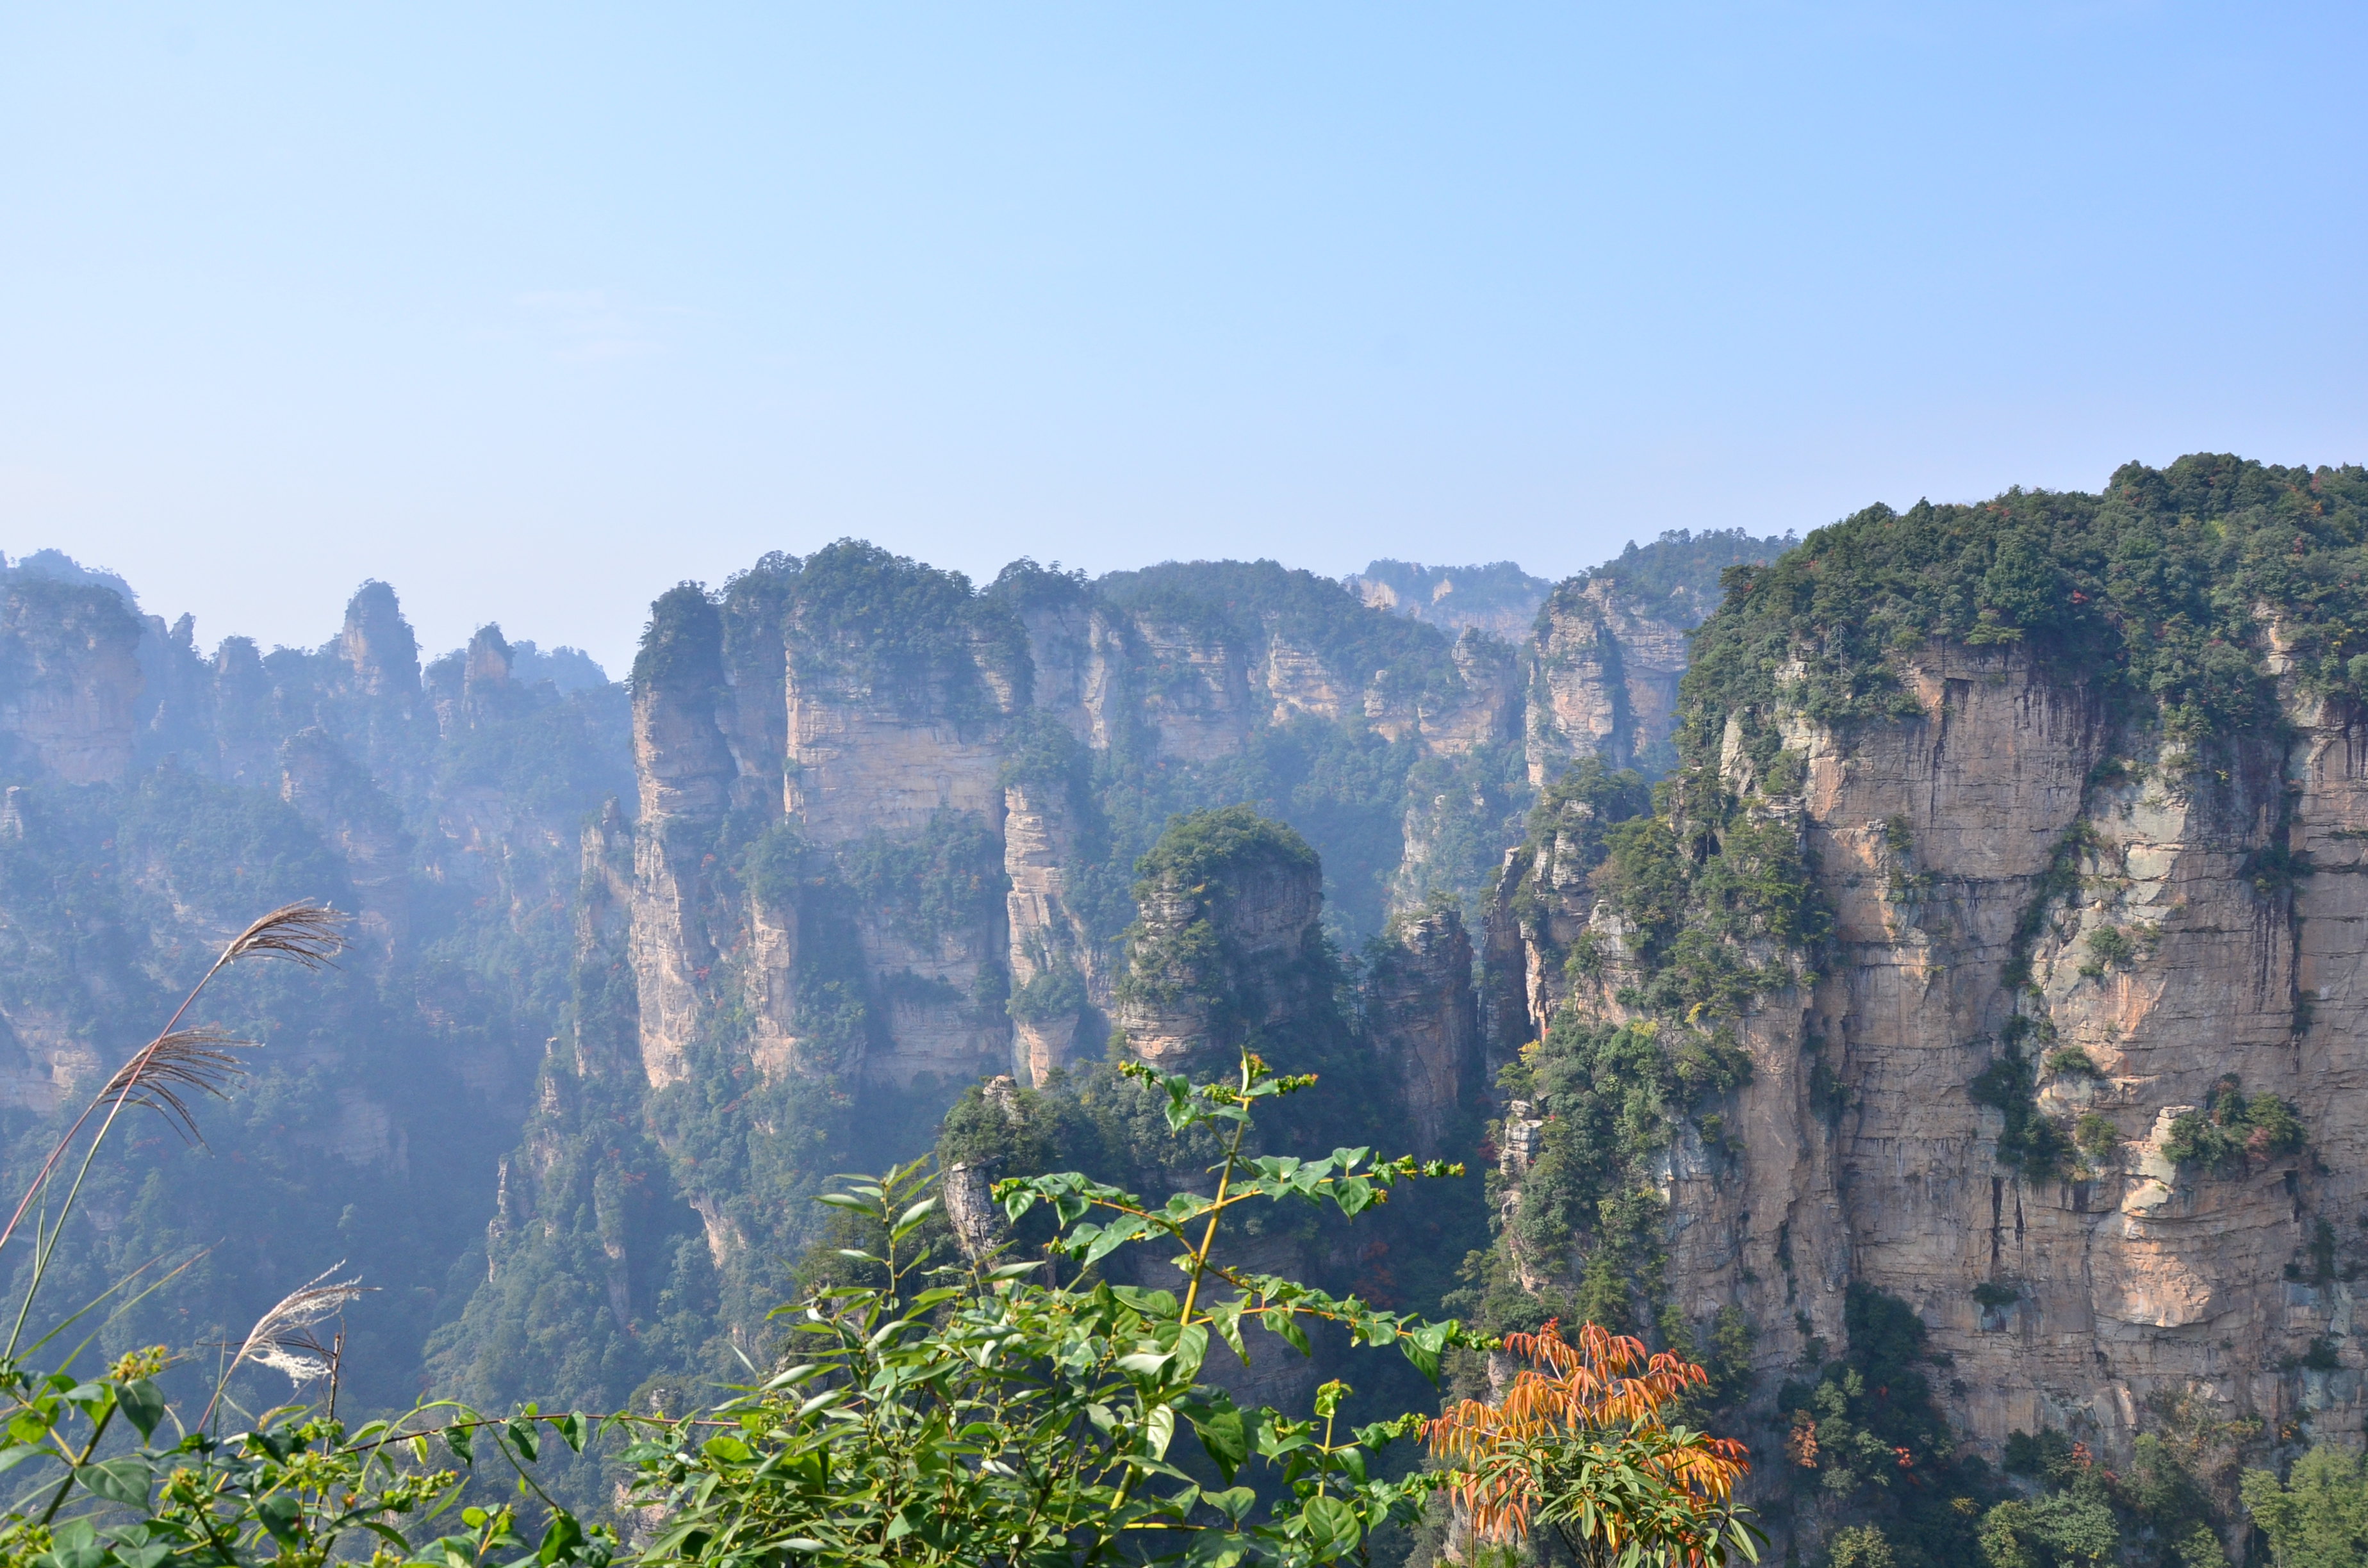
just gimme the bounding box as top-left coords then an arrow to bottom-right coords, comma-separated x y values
4,4 -> 2362,674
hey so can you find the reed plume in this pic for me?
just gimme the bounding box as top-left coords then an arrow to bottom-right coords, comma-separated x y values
1,902 -> 350,1358
204,1264 -> 369,1422
218,902 -> 347,971
96,1028 -> 249,1145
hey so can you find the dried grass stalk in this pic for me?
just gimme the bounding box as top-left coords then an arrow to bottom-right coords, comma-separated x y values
1,902 -> 351,1359
222,902 -> 349,970
98,1028 -> 249,1145
209,1265 -> 370,1414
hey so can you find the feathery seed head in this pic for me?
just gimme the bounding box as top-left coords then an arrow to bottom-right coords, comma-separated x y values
224,902 -> 349,970
101,1028 -> 251,1145
226,1264 -> 370,1390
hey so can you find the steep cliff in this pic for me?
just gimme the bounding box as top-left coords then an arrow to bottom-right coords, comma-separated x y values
0,578 -> 143,784
607,544 -> 1547,1117
0,566 -> 632,1428
1524,527 -> 1791,780
1479,458 -> 2368,1565
450,546 -> 1558,1428
1363,906 -> 1483,1160
1114,806 -> 1329,1071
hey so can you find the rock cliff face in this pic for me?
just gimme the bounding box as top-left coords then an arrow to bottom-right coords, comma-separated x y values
1484,646 -> 2322,1541
1002,778 -> 1103,1082
1744,648 -> 2358,1481
1114,808 -> 1329,1072
1519,529 -> 1793,781
0,564 -> 632,1421
1361,907 -> 1482,1159
627,588 -> 735,1090
0,580 -> 144,784
1526,576 -> 1700,780
1480,462 -> 2368,1559
615,548 -> 1570,1107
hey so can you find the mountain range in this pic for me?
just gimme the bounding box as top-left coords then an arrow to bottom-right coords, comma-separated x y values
8,457 -> 2367,1565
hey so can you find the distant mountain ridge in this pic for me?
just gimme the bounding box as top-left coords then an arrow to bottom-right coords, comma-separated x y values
1346,527 -> 1793,645
1344,559 -> 1554,641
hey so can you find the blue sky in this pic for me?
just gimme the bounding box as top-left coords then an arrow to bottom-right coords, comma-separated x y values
3,3 -> 2361,673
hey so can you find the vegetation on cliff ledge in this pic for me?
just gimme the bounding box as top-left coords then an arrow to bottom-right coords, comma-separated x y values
1683,454 -> 2368,758
1099,557 -> 1466,706
1558,526 -> 1797,630
1469,754 -> 1809,1345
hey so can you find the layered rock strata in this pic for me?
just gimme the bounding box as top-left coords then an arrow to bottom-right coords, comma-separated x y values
1490,640 -> 2368,1492
1361,908 -> 1483,1158
1525,576 -> 1696,781
1114,812 -> 1329,1072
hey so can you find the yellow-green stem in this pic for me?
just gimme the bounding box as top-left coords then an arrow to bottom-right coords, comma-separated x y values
1094,1066 -> 1254,1564
1178,1114 -> 1248,1327
38,1400 -> 115,1524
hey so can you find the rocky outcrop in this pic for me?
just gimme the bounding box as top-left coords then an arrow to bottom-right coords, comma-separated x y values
1258,635 -> 1354,724
1481,760 -> 1655,1050
339,580 -> 423,698
1690,648 -> 2111,1420
1362,908 -> 1481,1157
943,1075 -> 1024,1261
1134,616 -> 1253,762
1003,781 -> 1102,1084
623,548 -> 1583,1098
783,675 -> 1007,844
1420,632 -> 1522,755
1114,810 -> 1327,1071
1525,578 -> 1693,781
0,580 -> 143,784
625,589 -> 739,1091
1761,645 -> 2368,1464
1492,637 -> 2368,1496
993,570 -> 1130,749
461,625 -> 517,724
632,637 -> 734,827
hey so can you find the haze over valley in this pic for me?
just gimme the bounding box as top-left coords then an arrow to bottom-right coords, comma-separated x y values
10,457 -> 2368,1562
